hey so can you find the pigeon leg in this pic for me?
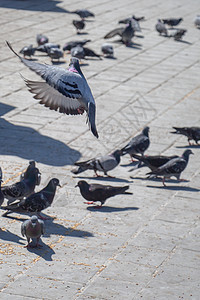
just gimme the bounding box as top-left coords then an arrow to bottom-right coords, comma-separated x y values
178,178 -> 187,182
162,177 -> 166,187
84,201 -> 94,205
130,155 -> 137,163
36,238 -> 43,248
188,139 -> 192,146
94,170 -> 102,177
106,174 -> 115,178
94,204 -> 102,209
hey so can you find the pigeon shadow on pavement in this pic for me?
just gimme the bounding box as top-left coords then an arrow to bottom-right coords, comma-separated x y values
0,229 -> 24,245
51,61 -> 66,65
26,241 -> 55,261
87,205 -> 139,213
43,219 -> 94,239
77,32 -> 89,35
176,145 -> 200,149
130,176 -> 190,184
75,175 -> 133,183
146,185 -> 200,192
0,117 -> 81,166
174,40 -> 192,45
0,0 -> 70,14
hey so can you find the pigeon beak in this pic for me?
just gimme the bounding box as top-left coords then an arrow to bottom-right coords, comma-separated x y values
75,184 -> 78,187
58,183 -> 61,187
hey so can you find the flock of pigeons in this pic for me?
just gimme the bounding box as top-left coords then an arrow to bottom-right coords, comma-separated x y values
1,9 -> 200,248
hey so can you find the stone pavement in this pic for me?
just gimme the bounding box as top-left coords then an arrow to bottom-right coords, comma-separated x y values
0,0 -> 200,299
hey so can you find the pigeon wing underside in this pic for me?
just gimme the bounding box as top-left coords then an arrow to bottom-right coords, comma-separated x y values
104,27 -> 124,38
24,78 -> 86,115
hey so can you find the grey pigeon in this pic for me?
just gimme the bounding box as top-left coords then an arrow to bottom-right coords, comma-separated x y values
36,34 -> 49,46
20,160 -> 41,185
121,127 -> 150,161
131,154 -> 178,171
73,20 -> 85,34
104,21 -> 134,46
0,168 -> 4,206
2,168 -> 40,205
76,180 -> 132,207
71,9 -> 95,20
119,15 -> 145,23
101,43 -> 114,57
1,178 -> 60,219
7,41 -> 99,138
36,43 -> 60,53
71,46 -> 102,60
71,150 -> 122,177
194,15 -> 200,28
19,45 -> 36,58
47,48 -> 64,61
146,150 -> 193,186
21,215 -> 45,248
171,126 -> 200,145
155,19 -> 168,36
168,28 -> 187,40
63,39 -> 91,51
162,18 -> 183,27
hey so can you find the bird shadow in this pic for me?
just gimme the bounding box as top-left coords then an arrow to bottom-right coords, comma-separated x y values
0,0 -> 71,14
0,107 -> 81,166
126,42 -> 142,49
77,32 -> 88,35
74,175 -> 133,183
79,63 -> 90,67
51,60 -> 66,65
0,229 -> 24,245
135,35 -> 144,38
130,176 -> 190,184
87,205 -> 139,213
104,56 -> 117,60
23,58 -> 38,61
147,185 -> 200,192
176,145 -> 200,149
174,40 -> 192,45
120,161 -> 140,168
26,241 -> 56,261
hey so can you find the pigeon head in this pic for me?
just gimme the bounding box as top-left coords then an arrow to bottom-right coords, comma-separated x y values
142,126 -> 150,137
30,215 -> 39,226
51,178 -> 61,187
75,180 -> 88,189
29,160 -> 36,167
69,57 -> 82,74
182,149 -> 194,159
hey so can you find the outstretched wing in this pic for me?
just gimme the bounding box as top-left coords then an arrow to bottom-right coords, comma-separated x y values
104,27 -> 124,39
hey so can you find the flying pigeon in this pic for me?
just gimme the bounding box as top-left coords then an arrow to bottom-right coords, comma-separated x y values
194,15 -> 200,28
171,126 -> 200,145
0,168 -> 4,206
6,41 -> 99,138
71,150 -> 122,177
146,150 -> 193,186
47,48 -> 64,61
36,34 -> 49,46
162,18 -> 183,27
36,43 -> 60,53
131,154 -> 178,171
119,15 -> 145,23
71,9 -> 95,20
63,39 -> 91,51
20,160 -> 41,186
73,20 -> 85,34
155,19 -> 168,36
2,168 -> 40,205
104,21 -> 134,46
21,215 -> 45,248
121,127 -> 150,161
1,178 -> 60,219
19,45 -> 36,58
101,43 -> 114,57
76,180 -> 132,207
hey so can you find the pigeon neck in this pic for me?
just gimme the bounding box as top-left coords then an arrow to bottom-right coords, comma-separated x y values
112,152 -> 121,163
69,66 -> 78,73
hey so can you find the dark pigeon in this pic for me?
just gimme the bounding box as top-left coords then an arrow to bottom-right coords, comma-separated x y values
131,154 -> 178,171
71,9 -> 95,20
76,180 -> 132,207
171,126 -> 200,145
71,150 -> 122,177
47,48 -> 63,61
119,15 -> 145,24
168,28 -> 187,40
146,150 -> 193,186
101,43 -> 114,57
2,168 -> 41,205
73,20 -> 85,34
63,39 -> 91,51
162,18 -> 183,27
36,43 -> 60,54
19,45 -> 36,58
6,41 -> 99,138
0,168 -> 4,206
21,215 -> 45,248
104,21 -> 134,46
155,19 -> 168,36
1,178 -> 60,219
20,160 -> 41,186
121,127 -> 150,161
36,34 -> 49,46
